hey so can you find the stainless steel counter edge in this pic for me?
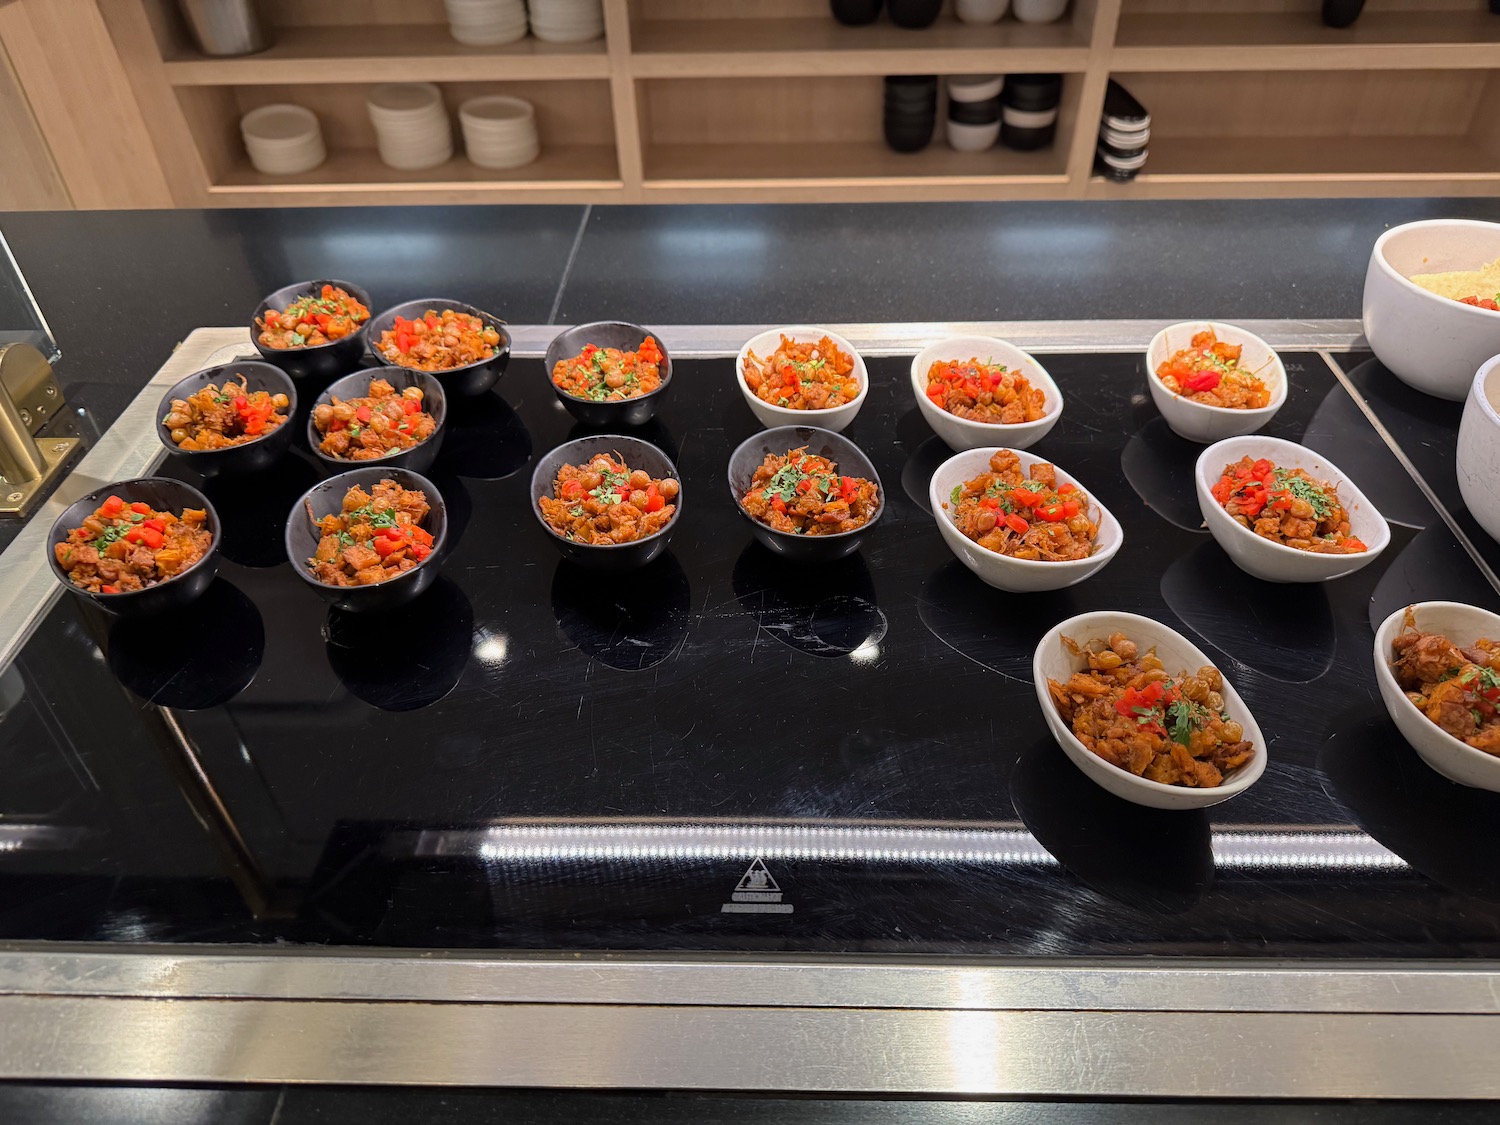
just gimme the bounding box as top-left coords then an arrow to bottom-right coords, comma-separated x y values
0,319 -> 1366,675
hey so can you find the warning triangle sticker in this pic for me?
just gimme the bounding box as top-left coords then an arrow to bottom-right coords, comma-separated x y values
734,858 -> 780,893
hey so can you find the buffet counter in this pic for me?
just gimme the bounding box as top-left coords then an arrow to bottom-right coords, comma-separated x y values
2,200 -> 1500,1106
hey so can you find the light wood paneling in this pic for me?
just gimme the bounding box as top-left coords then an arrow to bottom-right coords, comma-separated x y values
0,0 -> 172,208
0,34 -> 68,210
264,0 -> 448,27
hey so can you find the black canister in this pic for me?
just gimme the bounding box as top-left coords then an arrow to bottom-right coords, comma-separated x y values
883,75 -> 937,153
830,0 -> 883,26
1001,73 -> 1061,151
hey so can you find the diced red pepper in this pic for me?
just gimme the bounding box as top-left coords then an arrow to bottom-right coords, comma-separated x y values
1036,503 -> 1067,522
373,536 -> 400,559
1057,482 -> 1076,495
409,526 -> 434,547
644,485 -> 665,514
355,405 -> 373,424
124,527 -> 144,545
100,585 -> 119,594
638,336 -> 663,365
771,497 -> 787,514
1010,488 -> 1042,508
321,284 -> 334,298
561,479 -> 584,500
142,518 -> 165,532
412,543 -> 431,561
1346,537 -> 1368,552
402,398 -> 421,415
101,496 -> 125,516
1211,477 -> 1233,504
1061,500 -> 1081,519
980,497 -> 1000,510
140,527 -> 163,549
130,501 -> 152,515
1005,513 -> 1029,535
840,476 -> 857,502
1180,369 -> 1222,394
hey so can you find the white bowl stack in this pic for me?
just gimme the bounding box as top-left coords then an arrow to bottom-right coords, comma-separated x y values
367,83 -> 453,171
444,0 -> 528,46
528,0 -> 605,43
240,104 -> 326,175
460,96 -> 540,170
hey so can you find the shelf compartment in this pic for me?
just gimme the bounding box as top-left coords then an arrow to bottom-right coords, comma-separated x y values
178,80 -> 621,199
1090,68 -> 1500,196
630,15 -> 1090,78
1113,1 -> 1500,70
163,24 -> 609,85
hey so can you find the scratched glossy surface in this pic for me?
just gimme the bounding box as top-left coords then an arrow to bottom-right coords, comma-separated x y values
5,349 -> 1500,953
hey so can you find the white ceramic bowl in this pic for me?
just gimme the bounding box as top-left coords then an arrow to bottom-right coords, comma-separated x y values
1194,435 -> 1390,583
1146,321 -> 1287,443
1374,601 -> 1500,792
910,335 -> 1063,451
1458,353 -> 1500,545
1013,0 -> 1069,21
1033,611 -> 1268,809
1363,219 -> 1500,402
928,446 -> 1122,592
947,74 -> 1004,101
736,327 -> 869,433
946,119 -> 1000,152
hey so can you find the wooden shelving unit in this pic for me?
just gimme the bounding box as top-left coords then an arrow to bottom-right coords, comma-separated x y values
1,0 -> 1497,208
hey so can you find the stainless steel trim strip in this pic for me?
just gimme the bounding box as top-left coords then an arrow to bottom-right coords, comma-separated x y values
0,995 -> 1496,1096
0,948 -> 1495,1016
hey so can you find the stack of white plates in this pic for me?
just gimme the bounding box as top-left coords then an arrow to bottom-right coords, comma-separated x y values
367,83 -> 453,171
241,104 -> 326,175
528,0 -> 604,43
459,95 -> 540,170
445,0 -> 528,46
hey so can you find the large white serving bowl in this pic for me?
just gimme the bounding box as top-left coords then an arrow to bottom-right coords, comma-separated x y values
1373,601 -> 1500,793
736,326 -> 868,433
1145,321 -> 1287,444
928,446 -> 1122,592
1458,352 -> 1500,545
1362,218 -> 1500,401
910,335 -> 1063,451
1194,435 -> 1390,583
1032,610 -> 1268,810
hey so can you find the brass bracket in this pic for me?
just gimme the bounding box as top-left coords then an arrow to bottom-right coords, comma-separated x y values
0,343 -> 79,519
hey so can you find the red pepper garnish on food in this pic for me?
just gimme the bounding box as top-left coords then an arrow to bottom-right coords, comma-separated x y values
644,484 -> 665,514
1180,369 -> 1222,394
1011,488 -> 1043,508
402,398 -> 421,415
560,479 -> 583,500
101,496 -> 125,516
771,497 -> 787,514
129,501 -> 151,515
142,518 -> 165,532
980,497 -> 1000,511
1005,513 -> 1029,535
1037,503 -> 1067,522
1057,482 -> 1076,495
840,476 -> 857,502
100,585 -> 119,594
355,405 -> 373,424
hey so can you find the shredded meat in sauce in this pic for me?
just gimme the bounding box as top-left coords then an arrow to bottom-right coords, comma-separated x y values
1212,456 -> 1368,554
552,338 -> 664,402
312,378 -> 437,461
922,357 -> 1046,424
307,479 -> 435,586
740,448 -> 879,536
1390,608 -> 1500,754
942,450 -> 1096,561
1155,329 -> 1271,409
538,452 -> 679,545
742,336 -> 859,411
163,375 -> 289,450
1047,632 -> 1255,788
55,495 -> 211,594
376,309 -> 502,371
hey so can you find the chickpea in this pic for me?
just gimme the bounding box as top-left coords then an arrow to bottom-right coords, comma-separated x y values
402,386 -> 424,401
1107,634 -> 1137,661
1220,721 -> 1244,742
605,371 -> 626,390
481,327 -> 501,347
443,333 -> 461,348
295,322 -> 314,337
974,510 -> 997,534
581,471 -> 602,489
164,411 -> 191,429
272,393 -> 290,409
629,489 -> 649,508
589,456 -> 613,473
658,478 -> 680,499
628,469 -> 651,490
411,319 -> 428,336
313,404 -> 334,428
170,428 -> 188,444
1093,650 -> 1123,671
332,402 -> 356,422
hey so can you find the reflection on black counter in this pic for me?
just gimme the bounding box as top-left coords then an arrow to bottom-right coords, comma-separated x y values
897,423 -> 949,515
1369,524 -> 1500,632
731,543 -> 885,660
1321,707 -> 1500,903
1120,416 -> 1213,533
1011,737 -> 1213,914
1160,538 -> 1335,683
919,559 -> 1080,682
1301,372 -> 1429,530
433,389 -> 532,480
108,579 -> 265,710
324,577 -> 473,711
197,455 -> 322,568
565,416 -> 679,464
552,552 -> 690,671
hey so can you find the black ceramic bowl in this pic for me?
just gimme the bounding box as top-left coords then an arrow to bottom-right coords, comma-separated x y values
285,467 -> 449,613
530,434 -> 682,572
47,477 -> 221,617
307,367 -> 447,476
887,0 -> 941,28
727,425 -> 884,562
542,321 -> 672,428
251,278 -> 373,382
366,298 -> 511,398
156,361 -> 297,476
831,0 -> 882,25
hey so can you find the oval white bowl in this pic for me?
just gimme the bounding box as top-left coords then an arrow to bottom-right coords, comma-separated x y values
910,336 -> 1063,451
1362,219 -> 1500,402
1194,435 -> 1390,583
1457,352 -> 1500,546
1373,601 -> 1500,793
1032,611 -> 1268,809
928,446 -> 1122,592
736,326 -> 869,434
1146,321 -> 1287,444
